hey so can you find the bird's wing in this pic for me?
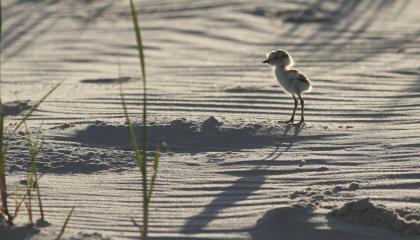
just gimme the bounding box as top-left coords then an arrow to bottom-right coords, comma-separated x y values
287,69 -> 310,84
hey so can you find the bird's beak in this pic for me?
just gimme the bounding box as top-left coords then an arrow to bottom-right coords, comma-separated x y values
262,58 -> 270,64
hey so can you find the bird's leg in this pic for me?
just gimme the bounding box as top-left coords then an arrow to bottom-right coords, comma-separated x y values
294,93 -> 305,126
282,95 -> 298,124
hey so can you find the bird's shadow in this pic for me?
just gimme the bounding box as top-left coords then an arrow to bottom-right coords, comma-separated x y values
263,123 -> 303,161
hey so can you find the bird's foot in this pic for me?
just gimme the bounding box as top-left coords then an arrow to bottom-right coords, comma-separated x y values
280,119 -> 294,124
293,120 -> 305,127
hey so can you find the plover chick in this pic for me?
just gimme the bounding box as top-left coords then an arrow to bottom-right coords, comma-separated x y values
263,49 -> 312,125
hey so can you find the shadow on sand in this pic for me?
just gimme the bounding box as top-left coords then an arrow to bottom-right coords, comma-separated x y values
57,120 -> 320,153
0,225 -> 39,240
180,124 -> 312,235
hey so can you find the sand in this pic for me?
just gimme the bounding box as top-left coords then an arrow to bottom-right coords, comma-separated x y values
1,0 -> 420,239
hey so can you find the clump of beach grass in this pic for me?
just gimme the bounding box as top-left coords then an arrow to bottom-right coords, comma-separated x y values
0,0 -> 62,226
0,82 -> 61,226
23,123 -> 46,226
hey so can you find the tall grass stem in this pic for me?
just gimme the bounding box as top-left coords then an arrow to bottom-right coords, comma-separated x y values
128,0 -> 150,238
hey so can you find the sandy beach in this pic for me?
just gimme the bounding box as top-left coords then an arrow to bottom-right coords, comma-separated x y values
1,0 -> 420,239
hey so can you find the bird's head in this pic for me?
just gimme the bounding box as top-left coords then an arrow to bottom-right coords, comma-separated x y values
262,49 -> 294,67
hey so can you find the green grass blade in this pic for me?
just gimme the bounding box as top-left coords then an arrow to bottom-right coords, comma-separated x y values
35,178 -> 45,220
118,61 -> 144,172
24,123 -> 44,220
120,85 -> 144,169
129,0 -> 147,157
0,126 -> 12,224
23,123 -> 37,225
13,81 -> 62,133
147,144 -> 160,202
129,0 -> 146,82
128,3 -> 149,237
23,123 -> 39,186
23,123 -> 34,183
131,217 -> 145,240
119,63 -> 149,239
128,1 -> 153,238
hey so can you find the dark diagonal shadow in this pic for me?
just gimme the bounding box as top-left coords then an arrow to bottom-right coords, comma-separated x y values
180,174 -> 266,234
180,125 -> 305,234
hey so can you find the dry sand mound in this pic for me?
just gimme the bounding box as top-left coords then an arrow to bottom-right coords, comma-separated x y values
331,198 -> 420,235
7,117 -> 339,173
56,117 -> 330,153
252,203 -> 420,240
